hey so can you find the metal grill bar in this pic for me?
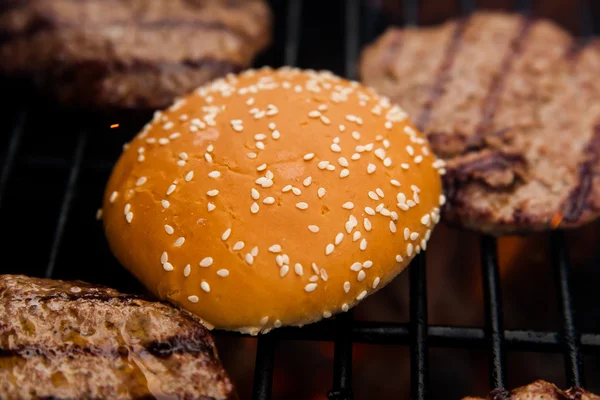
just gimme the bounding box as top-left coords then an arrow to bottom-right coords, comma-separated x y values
329,311 -> 354,400
0,111 -> 26,209
410,253 -> 429,400
480,236 -> 506,388
551,232 -> 584,386
252,333 -> 276,400
44,133 -> 87,278
284,0 -> 302,66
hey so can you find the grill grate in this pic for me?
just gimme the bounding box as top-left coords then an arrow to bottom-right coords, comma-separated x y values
0,1 -> 599,399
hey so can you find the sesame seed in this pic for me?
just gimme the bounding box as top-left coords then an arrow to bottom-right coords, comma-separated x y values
368,191 -> 379,201
396,255 -> 403,262
374,148 -> 386,160
357,290 -> 367,300
401,163 -> 410,170
296,202 -> 308,210
205,153 -> 213,163
407,243 -> 414,257
268,122 -> 276,130
199,257 -> 213,267
373,277 -> 381,289
397,193 -> 407,203
272,130 -> 281,139
323,311 -> 332,318
376,203 -> 384,212
183,264 -> 191,277
256,142 -> 265,150
254,133 -> 267,141
318,161 -> 329,169
292,187 -> 301,195
406,145 -> 415,156
335,233 -> 344,245
303,176 -> 312,186
206,144 -> 213,152
207,203 -> 216,212
421,215 -> 431,226
308,110 -> 321,118
176,160 -> 185,166
163,224 -> 174,235
325,244 -> 334,255
364,143 -> 374,151
376,188 -> 385,198
404,228 -> 411,241
360,239 -> 367,251
425,230 -> 432,241
247,152 -> 257,159
274,320 -> 282,328
364,218 -> 372,231
294,263 -> 304,276
251,188 -> 260,200
207,189 -> 219,197
161,261 -> 173,271
415,155 -> 423,164
439,194 -> 446,206
389,221 -> 397,233
352,131 -> 361,140
312,263 -> 320,275
363,260 -> 373,269
421,239 -> 427,250
338,157 -> 349,167
304,153 -> 315,160
257,164 -> 267,172
305,283 -> 318,292
357,270 -> 366,281
217,269 -> 230,277
353,231 -> 361,241
245,253 -> 254,265
110,191 -> 118,203
342,202 -> 354,210
350,262 -> 362,271
342,304 -> 349,312
407,200 -> 416,207
383,158 -> 392,167
282,185 -> 292,193
367,164 -> 376,174
269,244 -> 282,253
308,225 -> 320,233
320,269 -> 329,281
331,143 -> 342,153
185,171 -> 194,182
220,228 -> 231,241
201,282 -> 211,293
136,176 -> 147,187
390,180 -> 400,187
326,164 -> 335,171
251,246 -> 258,257
321,116 -> 331,125
161,200 -> 170,209
174,237 -> 185,247
351,153 -> 360,160
340,169 -> 350,178
318,187 -> 327,198
344,282 -> 351,293
260,316 -> 269,325
339,124 -> 346,132
263,197 -> 275,204
233,241 -> 245,251
162,121 -> 174,130
250,202 -> 259,214
280,265 -> 289,277
410,232 -> 419,241
188,295 -> 199,303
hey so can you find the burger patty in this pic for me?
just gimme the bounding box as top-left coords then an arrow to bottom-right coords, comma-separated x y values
0,0 -> 271,109
0,274 -> 235,400
360,12 -> 600,235
463,380 -> 600,400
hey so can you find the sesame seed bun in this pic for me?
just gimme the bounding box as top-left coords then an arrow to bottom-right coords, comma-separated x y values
103,67 -> 444,333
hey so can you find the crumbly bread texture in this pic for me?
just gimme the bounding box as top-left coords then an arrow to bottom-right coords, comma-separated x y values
0,274 -> 235,400
360,12 -> 600,235
0,0 -> 271,109
103,67 -> 444,333
463,380 -> 600,400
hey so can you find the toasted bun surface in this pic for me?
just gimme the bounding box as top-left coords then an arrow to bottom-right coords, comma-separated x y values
103,67 -> 444,333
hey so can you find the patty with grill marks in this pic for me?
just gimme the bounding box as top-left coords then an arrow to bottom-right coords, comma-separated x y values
463,380 -> 600,400
0,274 -> 236,399
0,0 -> 271,109
360,12 -> 600,235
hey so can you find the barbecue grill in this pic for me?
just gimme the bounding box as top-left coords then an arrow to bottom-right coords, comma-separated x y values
1,0 -> 599,399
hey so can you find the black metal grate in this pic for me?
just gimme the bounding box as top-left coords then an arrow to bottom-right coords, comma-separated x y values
0,1 -> 599,399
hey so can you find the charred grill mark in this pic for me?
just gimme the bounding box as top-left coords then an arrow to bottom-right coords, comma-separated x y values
5,292 -> 148,303
416,18 -> 469,131
473,17 -> 532,140
0,331 -> 216,360
489,388 -> 511,400
561,124 -> 600,222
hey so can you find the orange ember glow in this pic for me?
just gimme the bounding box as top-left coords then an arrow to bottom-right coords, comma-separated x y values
551,212 -> 563,229
110,124 -> 119,128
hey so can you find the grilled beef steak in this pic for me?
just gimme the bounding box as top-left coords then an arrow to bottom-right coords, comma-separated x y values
360,12 -> 600,235
463,380 -> 600,400
0,274 -> 235,399
0,0 -> 271,109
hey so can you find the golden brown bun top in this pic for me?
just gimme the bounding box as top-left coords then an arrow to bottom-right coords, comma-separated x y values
103,67 -> 444,333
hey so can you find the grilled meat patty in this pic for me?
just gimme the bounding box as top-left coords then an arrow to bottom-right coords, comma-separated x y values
0,0 -> 271,109
360,12 -> 600,235
463,380 -> 600,400
0,274 -> 235,400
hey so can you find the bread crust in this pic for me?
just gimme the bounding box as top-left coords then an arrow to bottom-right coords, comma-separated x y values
103,67 -> 444,332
